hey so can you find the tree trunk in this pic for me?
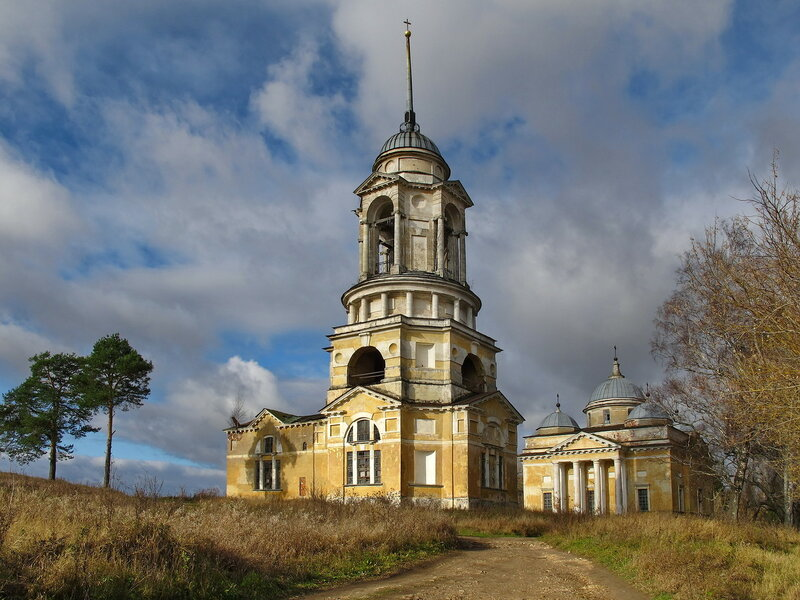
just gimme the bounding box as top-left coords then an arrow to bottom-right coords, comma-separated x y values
49,436 -> 57,480
786,459 -> 794,527
103,405 -> 114,488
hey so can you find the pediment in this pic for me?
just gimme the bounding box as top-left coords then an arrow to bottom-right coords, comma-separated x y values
442,180 -> 473,207
321,386 -> 402,414
354,173 -> 399,195
457,391 -> 524,424
550,431 -> 620,454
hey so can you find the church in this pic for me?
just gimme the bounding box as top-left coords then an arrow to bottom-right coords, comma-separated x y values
521,355 -> 714,514
225,27 -> 711,513
225,27 -> 523,507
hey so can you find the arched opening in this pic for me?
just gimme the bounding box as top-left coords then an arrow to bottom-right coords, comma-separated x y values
369,197 -> 395,275
443,204 -> 462,280
347,346 -> 385,386
461,353 -> 485,392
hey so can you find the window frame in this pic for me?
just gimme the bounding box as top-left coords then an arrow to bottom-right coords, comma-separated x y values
636,487 -> 650,512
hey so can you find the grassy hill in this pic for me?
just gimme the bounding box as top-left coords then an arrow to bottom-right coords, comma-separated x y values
1,472 -> 799,599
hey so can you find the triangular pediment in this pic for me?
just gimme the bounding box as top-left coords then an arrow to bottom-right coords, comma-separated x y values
354,173 -> 399,195
456,391 -> 524,424
321,386 -> 402,414
442,180 -> 473,207
550,431 -> 620,453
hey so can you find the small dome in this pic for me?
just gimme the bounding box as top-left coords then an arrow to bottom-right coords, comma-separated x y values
588,358 -> 645,403
627,401 -> 670,421
537,409 -> 580,431
379,129 -> 442,157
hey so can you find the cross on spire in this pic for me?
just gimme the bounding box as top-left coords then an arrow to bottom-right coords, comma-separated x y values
402,19 -> 416,131
404,19 -> 411,29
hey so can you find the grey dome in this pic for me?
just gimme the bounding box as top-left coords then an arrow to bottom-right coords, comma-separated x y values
627,402 -> 670,421
537,409 -> 580,430
378,128 -> 442,157
589,378 -> 645,403
588,358 -> 645,403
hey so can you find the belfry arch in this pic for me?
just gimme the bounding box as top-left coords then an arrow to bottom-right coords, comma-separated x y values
443,204 -> 463,281
367,196 -> 395,275
347,346 -> 386,386
461,353 -> 485,392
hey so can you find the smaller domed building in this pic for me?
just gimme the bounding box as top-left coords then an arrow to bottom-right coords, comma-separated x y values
520,357 -> 713,514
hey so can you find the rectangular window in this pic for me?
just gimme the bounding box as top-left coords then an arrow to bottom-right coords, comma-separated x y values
497,455 -> 504,489
678,485 -> 685,513
357,450 -> 370,484
415,450 -> 436,485
587,490 -> 595,512
488,453 -> 498,488
637,488 -> 649,512
481,450 -> 487,486
543,492 -> 553,512
357,420 -> 370,442
254,461 -> 260,490
274,460 -> 280,490
262,437 -> 274,453
264,460 -> 273,490
697,489 -> 703,514
346,451 -> 353,485
603,409 -> 611,424
373,450 -> 381,484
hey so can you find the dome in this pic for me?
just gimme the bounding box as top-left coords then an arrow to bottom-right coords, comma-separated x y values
588,358 -> 645,404
378,128 -> 442,157
537,408 -> 579,431
627,401 -> 670,421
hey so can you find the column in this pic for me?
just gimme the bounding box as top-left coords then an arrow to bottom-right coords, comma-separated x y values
406,291 -> 414,317
559,463 -> 568,512
572,460 -> 582,513
614,457 -> 624,514
592,459 -> 602,514
620,456 -> 628,513
393,211 -> 402,269
381,292 -> 389,318
360,221 -> 369,278
432,293 -> 439,318
552,462 -> 561,512
437,218 -> 445,275
454,298 -> 461,322
348,303 -> 356,324
458,232 -> 467,283
465,305 -> 473,329
359,297 -> 368,322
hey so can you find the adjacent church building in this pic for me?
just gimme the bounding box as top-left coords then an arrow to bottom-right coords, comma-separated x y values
225,28 -> 523,507
226,28 -> 712,514
520,356 -> 714,515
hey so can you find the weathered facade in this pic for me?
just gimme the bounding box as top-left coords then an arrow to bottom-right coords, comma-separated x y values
225,28 -> 523,507
521,357 -> 714,514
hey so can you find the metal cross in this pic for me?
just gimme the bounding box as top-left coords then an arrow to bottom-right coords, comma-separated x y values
403,19 -> 411,29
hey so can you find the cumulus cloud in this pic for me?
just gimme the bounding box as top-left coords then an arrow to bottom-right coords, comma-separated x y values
2,0 -> 800,487
120,356 -> 286,468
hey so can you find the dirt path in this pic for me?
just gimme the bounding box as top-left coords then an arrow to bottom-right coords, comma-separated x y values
298,537 -> 648,600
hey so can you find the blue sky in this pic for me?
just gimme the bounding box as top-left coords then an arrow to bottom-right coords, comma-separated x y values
2,0 -> 800,494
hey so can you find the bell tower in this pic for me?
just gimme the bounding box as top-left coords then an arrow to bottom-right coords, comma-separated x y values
325,26 -> 501,406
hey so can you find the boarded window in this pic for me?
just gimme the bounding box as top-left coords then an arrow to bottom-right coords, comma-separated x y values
415,450 -> 436,485
346,451 -> 353,485
385,418 -> 398,432
543,492 -> 553,512
374,450 -> 382,484
330,424 -> 341,437
415,343 -> 435,368
415,418 -> 435,434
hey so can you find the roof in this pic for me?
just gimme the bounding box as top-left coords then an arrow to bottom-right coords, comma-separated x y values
379,128 -> 442,157
588,358 -> 645,404
627,401 -> 670,421
537,408 -> 580,430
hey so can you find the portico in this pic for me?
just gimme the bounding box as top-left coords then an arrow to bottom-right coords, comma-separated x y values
542,454 -> 621,514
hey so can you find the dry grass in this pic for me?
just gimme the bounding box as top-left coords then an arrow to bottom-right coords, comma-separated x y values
0,473 -> 456,599
543,512 -> 800,600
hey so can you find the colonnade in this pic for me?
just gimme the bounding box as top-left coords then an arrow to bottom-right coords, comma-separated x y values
347,291 -> 476,328
550,456 -> 628,514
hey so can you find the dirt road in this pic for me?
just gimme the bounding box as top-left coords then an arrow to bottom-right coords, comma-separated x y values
298,537 -> 648,600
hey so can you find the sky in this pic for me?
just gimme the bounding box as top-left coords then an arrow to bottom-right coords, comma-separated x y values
2,0 -> 800,495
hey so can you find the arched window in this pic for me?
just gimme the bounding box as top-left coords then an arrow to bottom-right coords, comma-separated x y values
344,419 -> 382,485
461,353 -> 485,392
347,346 -> 385,386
